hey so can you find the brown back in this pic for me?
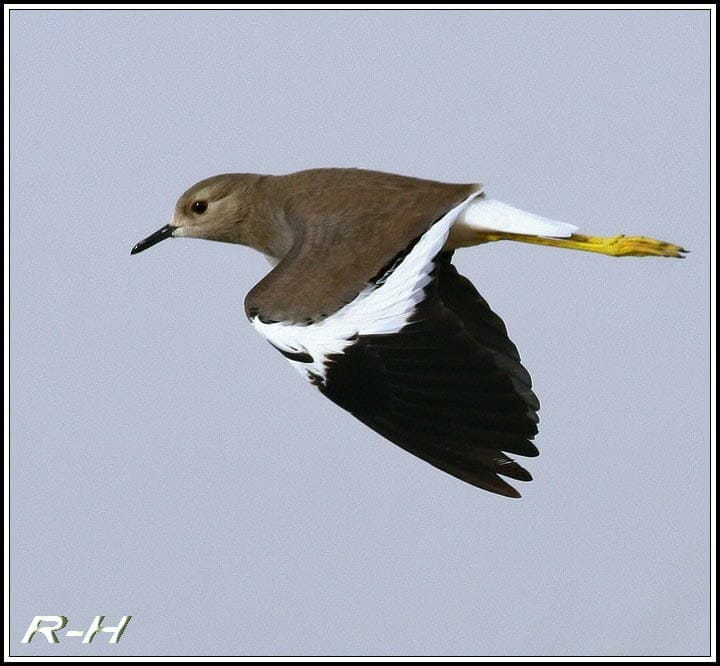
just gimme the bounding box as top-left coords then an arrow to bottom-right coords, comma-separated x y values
245,169 -> 480,323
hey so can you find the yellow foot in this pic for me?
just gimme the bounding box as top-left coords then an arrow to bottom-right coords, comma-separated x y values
565,234 -> 688,258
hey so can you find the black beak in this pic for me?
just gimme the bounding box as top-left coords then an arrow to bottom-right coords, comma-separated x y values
130,224 -> 176,255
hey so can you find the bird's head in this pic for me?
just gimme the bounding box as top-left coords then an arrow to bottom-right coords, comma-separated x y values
131,173 -> 270,255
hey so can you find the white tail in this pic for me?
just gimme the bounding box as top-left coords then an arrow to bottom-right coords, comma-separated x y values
457,197 -> 578,238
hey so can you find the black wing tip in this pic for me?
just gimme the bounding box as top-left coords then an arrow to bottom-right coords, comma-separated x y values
498,439 -> 540,458
430,458 -> 532,498
502,486 -> 523,499
486,480 -> 523,499
498,465 -> 533,483
524,442 -> 540,458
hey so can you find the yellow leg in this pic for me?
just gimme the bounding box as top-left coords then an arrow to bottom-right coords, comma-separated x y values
474,232 -> 688,258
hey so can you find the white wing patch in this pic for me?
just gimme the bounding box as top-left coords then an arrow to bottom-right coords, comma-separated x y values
251,192 -> 481,383
458,197 -> 578,238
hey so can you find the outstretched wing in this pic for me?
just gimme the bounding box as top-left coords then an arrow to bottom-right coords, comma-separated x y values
251,196 -> 540,497
317,253 -> 539,497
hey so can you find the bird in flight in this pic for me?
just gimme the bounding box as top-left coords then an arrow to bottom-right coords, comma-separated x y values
131,168 -> 686,497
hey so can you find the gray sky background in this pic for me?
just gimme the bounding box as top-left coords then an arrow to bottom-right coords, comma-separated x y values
9,9 -> 710,657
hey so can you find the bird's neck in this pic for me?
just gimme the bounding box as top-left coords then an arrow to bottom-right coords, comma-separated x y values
243,176 -> 295,261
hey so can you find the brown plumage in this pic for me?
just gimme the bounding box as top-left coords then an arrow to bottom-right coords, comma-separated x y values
131,168 -> 686,497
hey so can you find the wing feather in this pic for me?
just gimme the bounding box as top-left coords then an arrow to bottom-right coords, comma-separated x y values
252,198 -> 541,496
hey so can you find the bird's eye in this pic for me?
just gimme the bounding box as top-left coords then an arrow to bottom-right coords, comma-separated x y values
192,200 -> 208,214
